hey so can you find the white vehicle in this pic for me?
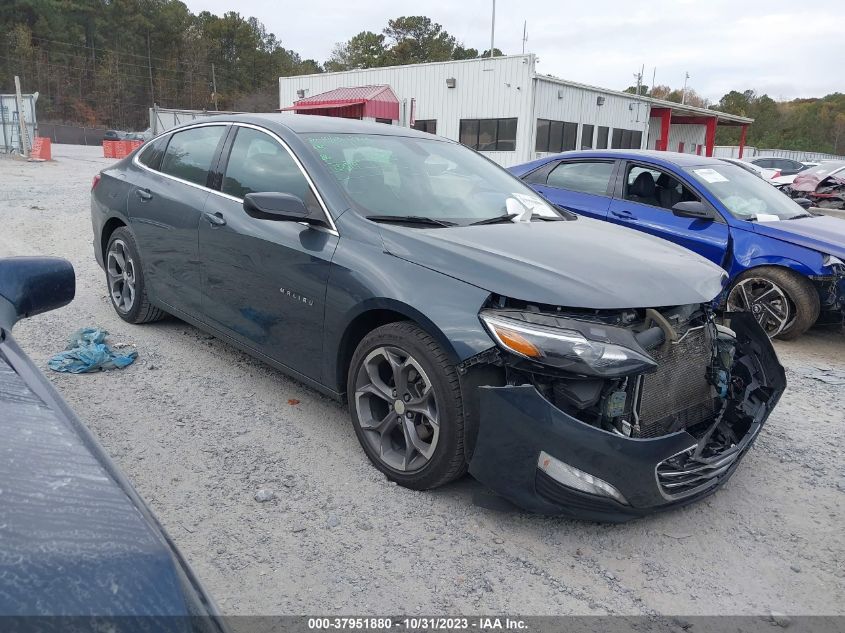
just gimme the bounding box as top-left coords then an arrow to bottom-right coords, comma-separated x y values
718,157 -> 779,181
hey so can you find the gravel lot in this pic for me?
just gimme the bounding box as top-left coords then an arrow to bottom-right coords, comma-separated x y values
1,145 -> 843,617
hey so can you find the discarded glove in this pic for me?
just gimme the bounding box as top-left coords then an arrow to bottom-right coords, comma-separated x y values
48,327 -> 137,373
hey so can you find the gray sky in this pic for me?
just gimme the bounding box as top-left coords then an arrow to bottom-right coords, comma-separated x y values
184,0 -> 842,102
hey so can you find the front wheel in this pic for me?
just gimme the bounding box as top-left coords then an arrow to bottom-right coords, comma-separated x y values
726,267 -> 819,340
347,322 -> 467,490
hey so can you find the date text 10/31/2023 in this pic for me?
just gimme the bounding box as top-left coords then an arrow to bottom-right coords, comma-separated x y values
307,617 -> 528,631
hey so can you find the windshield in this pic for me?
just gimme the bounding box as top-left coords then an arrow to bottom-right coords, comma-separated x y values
303,133 -> 558,225
685,164 -> 808,221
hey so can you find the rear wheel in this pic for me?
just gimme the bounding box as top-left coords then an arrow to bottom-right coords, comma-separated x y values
106,227 -> 165,324
347,322 -> 466,490
727,267 -> 819,340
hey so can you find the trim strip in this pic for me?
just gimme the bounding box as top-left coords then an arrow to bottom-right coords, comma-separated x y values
133,120 -> 340,236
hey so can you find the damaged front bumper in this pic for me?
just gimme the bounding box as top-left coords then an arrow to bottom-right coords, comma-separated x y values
466,312 -> 786,522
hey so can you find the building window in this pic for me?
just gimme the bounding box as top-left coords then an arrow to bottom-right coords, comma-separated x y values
596,126 -> 609,149
535,119 -> 578,153
459,118 -> 518,151
611,128 -> 643,149
375,118 -> 393,125
413,119 -> 437,134
581,124 -> 594,150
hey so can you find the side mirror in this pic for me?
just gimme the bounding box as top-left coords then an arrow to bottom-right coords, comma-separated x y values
672,200 -> 716,221
793,197 -> 813,210
0,257 -> 75,327
243,192 -> 324,226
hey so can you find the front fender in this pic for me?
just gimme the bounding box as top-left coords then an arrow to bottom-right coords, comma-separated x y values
728,229 -> 828,278
321,236 -> 494,392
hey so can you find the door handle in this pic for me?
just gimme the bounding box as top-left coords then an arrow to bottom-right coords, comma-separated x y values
611,209 -> 635,220
203,211 -> 226,227
136,188 -> 152,201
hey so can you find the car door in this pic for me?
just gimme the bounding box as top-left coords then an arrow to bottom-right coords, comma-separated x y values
607,161 -> 731,267
128,124 -> 228,316
525,159 -> 616,220
199,124 -> 338,381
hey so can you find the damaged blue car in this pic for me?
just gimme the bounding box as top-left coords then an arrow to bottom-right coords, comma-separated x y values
510,150 -> 845,340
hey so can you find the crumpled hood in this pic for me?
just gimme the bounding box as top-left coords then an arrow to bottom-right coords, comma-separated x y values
379,217 -> 726,309
753,215 -> 845,260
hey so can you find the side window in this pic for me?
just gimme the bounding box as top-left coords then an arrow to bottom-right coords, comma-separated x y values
222,127 -> 321,215
624,164 -> 698,210
160,125 -> 226,186
137,136 -> 168,170
546,161 -> 614,196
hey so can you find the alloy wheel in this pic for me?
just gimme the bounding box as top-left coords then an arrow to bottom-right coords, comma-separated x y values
107,239 -> 136,313
727,277 -> 791,337
353,346 -> 440,473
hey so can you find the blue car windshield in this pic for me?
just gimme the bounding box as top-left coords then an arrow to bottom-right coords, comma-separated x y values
685,164 -> 808,221
303,133 -> 559,224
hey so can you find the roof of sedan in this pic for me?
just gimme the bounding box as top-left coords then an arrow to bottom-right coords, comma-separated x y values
201,112 -> 440,139
546,149 -> 723,167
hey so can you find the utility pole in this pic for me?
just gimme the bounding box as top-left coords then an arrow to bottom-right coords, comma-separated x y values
146,31 -> 155,106
211,63 -> 219,111
522,21 -> 528,54
632,65 -> 644,122
14,76 -> 31,157
650,67 -> 656,95
681,71 -> 690,105
490,0 -> 496,57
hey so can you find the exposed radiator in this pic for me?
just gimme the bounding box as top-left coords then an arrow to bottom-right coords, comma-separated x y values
636,327 -> 717,438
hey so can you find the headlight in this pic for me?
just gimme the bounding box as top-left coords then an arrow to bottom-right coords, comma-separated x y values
479,310 -> 657,377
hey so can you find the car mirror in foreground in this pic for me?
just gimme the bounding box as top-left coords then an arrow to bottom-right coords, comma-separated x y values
793,198 -> 813,210
671,201 -> 715,221
243,192 -> 325,226
0,257 -> 75,327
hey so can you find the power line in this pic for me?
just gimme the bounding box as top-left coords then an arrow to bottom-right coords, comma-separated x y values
28,35 -> 217,71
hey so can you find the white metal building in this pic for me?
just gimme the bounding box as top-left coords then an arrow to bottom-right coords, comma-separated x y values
279,54 -> 753,167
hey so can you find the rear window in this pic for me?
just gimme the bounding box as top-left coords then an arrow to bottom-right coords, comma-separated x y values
137,136 -> 167,170
160,125 -> 226,186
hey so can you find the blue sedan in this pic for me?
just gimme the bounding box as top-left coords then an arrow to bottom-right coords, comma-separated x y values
510,150 -> 845,339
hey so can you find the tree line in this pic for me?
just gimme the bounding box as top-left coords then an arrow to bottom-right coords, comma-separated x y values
2,0 -> 842,155
0,1 -> 497,131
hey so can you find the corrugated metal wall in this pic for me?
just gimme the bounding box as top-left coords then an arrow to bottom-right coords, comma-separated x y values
667,124 -> 706,154
280,56 -> 535,166
533,80 -> 649,157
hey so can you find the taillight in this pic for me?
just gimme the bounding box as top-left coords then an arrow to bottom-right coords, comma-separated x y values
92,174 -> 101,190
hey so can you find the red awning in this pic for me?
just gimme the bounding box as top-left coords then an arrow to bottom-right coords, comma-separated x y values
281,85 -> 399,120
281,100 -> 365,112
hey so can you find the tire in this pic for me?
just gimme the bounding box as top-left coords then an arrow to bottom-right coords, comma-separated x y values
105,227 -> 165,324
727,267 -> 819,340
347,321 -> 466,490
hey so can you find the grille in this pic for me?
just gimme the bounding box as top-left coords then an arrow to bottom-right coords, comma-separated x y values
636,327 -> 716,438
656,446 -> 741,498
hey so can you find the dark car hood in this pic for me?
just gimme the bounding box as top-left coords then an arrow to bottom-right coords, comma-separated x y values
379,218 -> 726,309
753,215 -> 845,260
